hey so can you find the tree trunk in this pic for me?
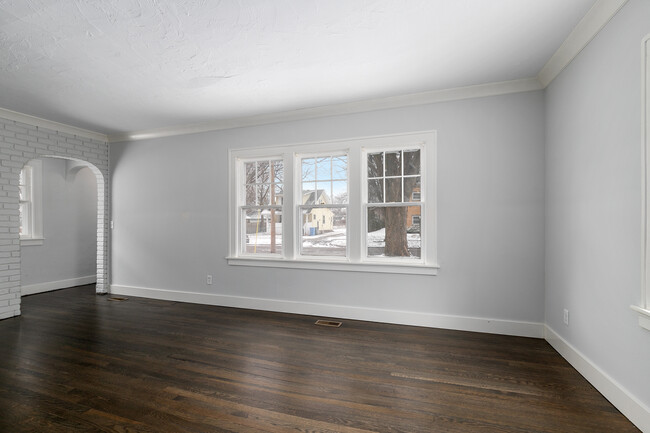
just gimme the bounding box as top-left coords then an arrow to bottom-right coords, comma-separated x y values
384,180 -> 408,257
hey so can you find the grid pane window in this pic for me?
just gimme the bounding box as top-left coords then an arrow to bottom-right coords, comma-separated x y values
241,159 -> 283,255
366,149 -> 422,259
230,131 -> 437,273
300,155 -> 348,257
19,166 -> 33,237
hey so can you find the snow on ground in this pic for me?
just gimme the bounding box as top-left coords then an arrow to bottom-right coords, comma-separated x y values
249,227 -> 421,248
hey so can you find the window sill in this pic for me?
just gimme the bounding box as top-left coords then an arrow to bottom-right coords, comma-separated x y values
630,305 -> 650,331
20,237 -> 44,246
226,256 -> 439,275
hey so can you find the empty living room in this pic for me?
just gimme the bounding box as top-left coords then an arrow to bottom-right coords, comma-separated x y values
0,1 -> 649,432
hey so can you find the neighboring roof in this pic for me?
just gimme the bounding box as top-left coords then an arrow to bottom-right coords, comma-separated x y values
303,190 -> 330,206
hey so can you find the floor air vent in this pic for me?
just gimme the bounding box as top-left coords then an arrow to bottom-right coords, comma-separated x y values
315,319 -> 342,328
107,297 -> 128,302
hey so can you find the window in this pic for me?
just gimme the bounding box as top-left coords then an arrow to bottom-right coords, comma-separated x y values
19,160 -> 43,245
365,148 -> 421,259
299,154 -> 348,257
19,165 -> 33,237
228,131 -> 437,275
241,158 -> 283,255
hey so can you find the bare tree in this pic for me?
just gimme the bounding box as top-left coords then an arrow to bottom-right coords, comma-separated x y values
384,181 -> 408,257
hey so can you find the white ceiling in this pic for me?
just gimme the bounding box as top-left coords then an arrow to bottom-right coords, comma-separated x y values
0,0 -> 598,137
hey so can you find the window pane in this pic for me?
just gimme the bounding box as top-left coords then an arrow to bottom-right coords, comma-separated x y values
385,178 -> 402,203
332,156 -> 348,180
302,158 -> 316,182
332,180 -> 348,204
368,152 -> 383,178
257,184 -> 270,206
256,161 -> 270,183
19,203 -> 29,236
302,182 -> 316,199
316,157 -> 331,180
404,150 -> 420,175
272,160 -> 284,183
273,184 -> 283,205
367,205 -> 421,258
245,162 -> 256,184
404,176 -> 421,202
316,181 -> 332,204
300,207 -> 347,257
245,184 -> 256,205
243,208 -> 282,255
385,151 -> 401,176
368,179 -> 383,203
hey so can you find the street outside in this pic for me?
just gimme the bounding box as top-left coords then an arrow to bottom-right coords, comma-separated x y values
246,227 -> 421,257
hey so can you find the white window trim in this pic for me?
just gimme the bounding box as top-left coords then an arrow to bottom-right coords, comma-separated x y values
361,144 -> 428,266
637,34 -> 650,330
227,131 -> 438,275
20,159 -> 44,247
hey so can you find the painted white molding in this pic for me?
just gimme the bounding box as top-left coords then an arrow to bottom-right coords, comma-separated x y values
226,257 -> 439,275
630,305 -> 650,331
538,0 -> 628,87
108,78 -> 543,143
0,1 -> 626,145
641,34 -> 650,330
0,107 -> 108,143
21,275 -> 97,296
545,325 -> 650,432
110,284 -> 544,338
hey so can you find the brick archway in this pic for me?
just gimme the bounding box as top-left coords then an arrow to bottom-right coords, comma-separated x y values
0,117 -> 110,320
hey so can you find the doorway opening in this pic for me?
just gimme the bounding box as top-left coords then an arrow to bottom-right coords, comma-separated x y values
20,156 -> 107,295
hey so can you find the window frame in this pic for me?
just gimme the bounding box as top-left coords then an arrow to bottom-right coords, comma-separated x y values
19,160 -> 43,246
227,131 -> 438,275
237,156 -> 285,258
296,151 -> 350,260
361,144 -> 426,265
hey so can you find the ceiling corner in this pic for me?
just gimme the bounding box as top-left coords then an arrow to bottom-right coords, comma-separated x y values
537,0 -> 629,88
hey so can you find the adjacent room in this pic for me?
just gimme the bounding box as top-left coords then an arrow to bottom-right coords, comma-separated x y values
0,0 -> 649,431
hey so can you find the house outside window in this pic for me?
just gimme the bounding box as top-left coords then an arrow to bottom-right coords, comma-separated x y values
228,131 -> 438,275
299,154 -> 348,257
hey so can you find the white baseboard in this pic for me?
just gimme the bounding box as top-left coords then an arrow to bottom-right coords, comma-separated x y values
545,325 -> 650,433
110,284 -> 544,338
21,275 -> 97,296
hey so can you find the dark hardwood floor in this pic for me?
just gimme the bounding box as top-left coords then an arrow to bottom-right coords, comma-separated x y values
0,285 -> 640,433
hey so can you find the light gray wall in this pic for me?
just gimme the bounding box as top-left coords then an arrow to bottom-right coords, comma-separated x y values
21,158 -> 97,286
111,90 -> 546,326
545,0 -> 650,408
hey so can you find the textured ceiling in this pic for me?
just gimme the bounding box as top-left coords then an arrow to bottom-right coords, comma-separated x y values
0,0 -> 596,135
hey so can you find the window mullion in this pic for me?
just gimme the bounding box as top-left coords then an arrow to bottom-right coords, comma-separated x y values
283,151 -> 295,260
348,147 -> 362,263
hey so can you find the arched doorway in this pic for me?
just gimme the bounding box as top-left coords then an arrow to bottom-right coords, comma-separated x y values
0,117 -> 110,320
20,156 -> 107,295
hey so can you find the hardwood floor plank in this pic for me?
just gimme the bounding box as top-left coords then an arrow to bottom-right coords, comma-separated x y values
0,285 -> 640,433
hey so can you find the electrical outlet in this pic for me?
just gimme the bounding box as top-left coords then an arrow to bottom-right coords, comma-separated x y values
563,309 -> 569,326
207,274 -> 213,285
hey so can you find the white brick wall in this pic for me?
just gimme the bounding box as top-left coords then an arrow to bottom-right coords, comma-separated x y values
0,117 -> 109,320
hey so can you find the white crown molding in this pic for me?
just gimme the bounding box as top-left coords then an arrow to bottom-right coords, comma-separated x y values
0,1 -> 628,144
538,0 -> 628,88
0,107 -> 108,142
108,77 -> 543,143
